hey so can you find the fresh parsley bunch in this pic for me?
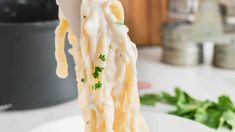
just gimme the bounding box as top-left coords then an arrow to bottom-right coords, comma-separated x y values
140,88 -> 235,130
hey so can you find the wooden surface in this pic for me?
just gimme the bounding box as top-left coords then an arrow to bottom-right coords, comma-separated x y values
121,0 -> 168,46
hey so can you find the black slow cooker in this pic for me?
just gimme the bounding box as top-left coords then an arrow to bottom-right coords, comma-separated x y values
0,0 -> 77,110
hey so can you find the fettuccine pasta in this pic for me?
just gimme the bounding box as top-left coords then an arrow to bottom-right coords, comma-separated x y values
55,0 -> 149,132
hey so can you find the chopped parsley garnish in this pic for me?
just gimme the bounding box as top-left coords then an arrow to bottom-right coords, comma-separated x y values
92,64 -> 105,90
96,66 -> 104,72
140,88 -> 235,130
81,78 -> 86,83
93,66 -> 104,79
99,54 -> 106,61
93,71 -> 99,79
92,81 -> 102,90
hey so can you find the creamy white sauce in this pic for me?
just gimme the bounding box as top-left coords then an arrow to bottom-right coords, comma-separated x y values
55,0 -> 149,131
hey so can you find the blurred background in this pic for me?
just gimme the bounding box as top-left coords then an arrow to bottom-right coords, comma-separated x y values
0,0 -> 235,132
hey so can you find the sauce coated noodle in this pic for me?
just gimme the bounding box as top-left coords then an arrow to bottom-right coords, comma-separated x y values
55,0 -> 149,132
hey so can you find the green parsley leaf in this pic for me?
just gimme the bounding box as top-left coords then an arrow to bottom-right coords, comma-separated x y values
99,54 -> 106,61
92,81 -> 102,90
93,66 -> 104,79
218,96 -> 235,111
140,88 -> 235,130
93,71 -> 99,79
161,92 -> 177,105
220,110 -> 235,130
95,66 -> 104,72
140,94 -> 161,106
199,108 -> 222,129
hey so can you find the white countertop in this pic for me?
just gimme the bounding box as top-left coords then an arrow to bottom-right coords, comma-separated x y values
0,47 -> 235,132
138,47 -> 235,101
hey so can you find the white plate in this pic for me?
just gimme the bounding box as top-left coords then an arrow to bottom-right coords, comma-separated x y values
30,112 -> 215,132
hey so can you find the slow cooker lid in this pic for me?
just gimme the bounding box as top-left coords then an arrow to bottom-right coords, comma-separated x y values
0,0 -> 58,23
